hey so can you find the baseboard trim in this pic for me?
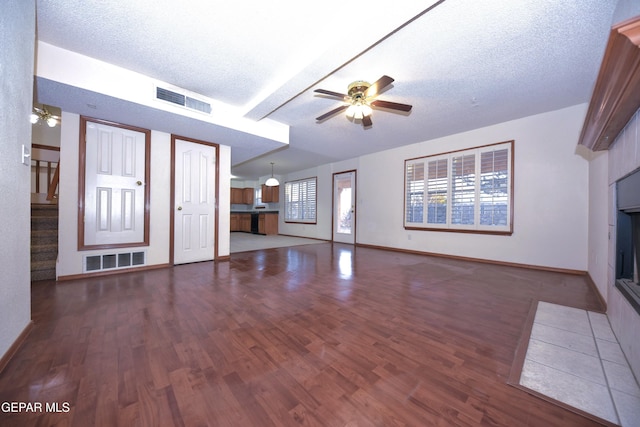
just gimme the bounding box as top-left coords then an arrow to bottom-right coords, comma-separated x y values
355,243 -> 587,276
277,233 -> 330,243
57,263 -> 171,281
0,321 -> 34,374
585,273 -> 608,313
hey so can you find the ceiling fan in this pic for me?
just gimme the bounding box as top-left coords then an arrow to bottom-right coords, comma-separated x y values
314,75 -> 412,127
30,105 -> 60,127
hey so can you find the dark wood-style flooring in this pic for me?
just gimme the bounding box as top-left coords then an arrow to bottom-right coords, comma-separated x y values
0,243 -> 607,426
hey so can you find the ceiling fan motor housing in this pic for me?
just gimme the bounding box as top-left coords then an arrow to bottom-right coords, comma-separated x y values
348,81 -> 370,101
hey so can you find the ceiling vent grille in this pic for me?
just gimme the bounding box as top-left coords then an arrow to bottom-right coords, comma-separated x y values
155,86 -> 212,114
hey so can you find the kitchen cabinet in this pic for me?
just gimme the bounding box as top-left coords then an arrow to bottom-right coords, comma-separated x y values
231,188 -> 243,204
242,188 -> 254,205
240,213 -> 251,232
261,184 -> 279,203
231,187 -> 255,205
230,213 -> 239,231
259,213 -> 278,235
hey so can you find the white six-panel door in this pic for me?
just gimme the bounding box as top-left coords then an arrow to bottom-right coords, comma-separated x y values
83,121 -> 147,247
174,139 -> 216,264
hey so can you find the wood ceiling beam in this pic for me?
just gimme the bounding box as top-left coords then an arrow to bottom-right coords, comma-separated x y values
579,16 -> 640,151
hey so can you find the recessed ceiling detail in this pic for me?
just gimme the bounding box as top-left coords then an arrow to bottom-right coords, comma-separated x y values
33,0 -> 620,179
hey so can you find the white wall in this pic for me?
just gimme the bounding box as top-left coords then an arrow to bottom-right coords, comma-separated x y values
218,145 -> 231,257
587,150 -> 609,299
361,105 -> 589,270
57,113 -> 231,278
31,120 -> 61,147
0,0 -> 34,359
278,158 -> 360,240
283,105 -> 589,271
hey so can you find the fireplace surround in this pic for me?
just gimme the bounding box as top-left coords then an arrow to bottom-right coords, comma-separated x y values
615,167 -> 640,315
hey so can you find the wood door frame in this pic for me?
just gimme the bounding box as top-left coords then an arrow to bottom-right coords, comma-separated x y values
331,169 -> 357,244
78,116 -> 151,251
169,135 -> 220,265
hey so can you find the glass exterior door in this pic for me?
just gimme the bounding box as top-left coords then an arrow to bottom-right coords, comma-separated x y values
333,171 -> 356,244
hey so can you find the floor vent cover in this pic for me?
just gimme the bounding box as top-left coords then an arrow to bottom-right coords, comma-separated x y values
84,251 -> 146,273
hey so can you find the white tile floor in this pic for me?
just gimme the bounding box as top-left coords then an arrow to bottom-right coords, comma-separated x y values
519,302 -> 640,426
230,233 -> 325,253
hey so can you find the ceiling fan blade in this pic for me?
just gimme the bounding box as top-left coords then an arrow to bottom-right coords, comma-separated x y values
371,99 -> 413,112
362,115 -> 373,127
365,75 -> 395,98
316,104 -> 349,121
314,88 -> 348,99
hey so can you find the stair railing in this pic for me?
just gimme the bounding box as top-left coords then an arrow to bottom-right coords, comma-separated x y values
31,144 -> 60,202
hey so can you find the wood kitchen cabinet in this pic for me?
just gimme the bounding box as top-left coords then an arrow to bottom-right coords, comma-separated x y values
242,188 -> 254,205
261,184 -> 279,203
259,213 -> 278,235
230,188 -> 243,204
231,187 -> 255,205
240,213 -> 251,232
230,213 -> 239,231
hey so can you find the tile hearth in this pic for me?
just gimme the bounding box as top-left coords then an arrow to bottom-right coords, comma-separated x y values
519,302 -> 640,426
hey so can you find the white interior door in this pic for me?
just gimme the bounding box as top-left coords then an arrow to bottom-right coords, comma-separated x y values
333,171 -> 356,244
84,121 -> 147,246
174,139 -> 216,264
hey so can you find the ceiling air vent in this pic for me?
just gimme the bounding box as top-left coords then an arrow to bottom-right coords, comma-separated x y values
155,86 -> 212,114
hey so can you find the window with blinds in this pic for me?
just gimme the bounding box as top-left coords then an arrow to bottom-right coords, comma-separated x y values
284,177 -> 317,223
405,163 -> 424,223
427,159 -> 447,224
404,141 -> 513,234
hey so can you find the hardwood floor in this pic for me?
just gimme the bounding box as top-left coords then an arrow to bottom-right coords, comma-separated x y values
0,243 -> 607,426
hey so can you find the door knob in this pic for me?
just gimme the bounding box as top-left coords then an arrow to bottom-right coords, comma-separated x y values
177,206 -> 183,211
136,181 -> 143,186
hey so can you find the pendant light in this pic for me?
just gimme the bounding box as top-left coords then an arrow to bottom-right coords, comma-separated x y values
265,162 -> 279,187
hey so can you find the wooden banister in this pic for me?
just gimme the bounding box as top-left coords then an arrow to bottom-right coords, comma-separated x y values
31,144 -> 60,202
47,163 -> 59,201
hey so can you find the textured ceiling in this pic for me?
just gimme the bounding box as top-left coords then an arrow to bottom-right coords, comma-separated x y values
34,0 -> 618,180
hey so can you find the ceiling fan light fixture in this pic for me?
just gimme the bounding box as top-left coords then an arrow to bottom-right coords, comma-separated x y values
30,106 -> 60,128
346,104 -> 357,118
265,162 -> 279,187
315,75 -> 411,127
346,103 -> 372,120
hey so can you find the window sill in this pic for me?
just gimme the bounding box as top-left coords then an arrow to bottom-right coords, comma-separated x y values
404,225 -> 513,236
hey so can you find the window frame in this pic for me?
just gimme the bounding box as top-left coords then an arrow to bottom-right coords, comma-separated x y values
284,176 -> 317,224
404,140 -> 514,235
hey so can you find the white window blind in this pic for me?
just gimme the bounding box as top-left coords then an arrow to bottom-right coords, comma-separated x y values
404,141 -> 513,234
405,162 -> 424,223
480,149 -> 509,226
451,154 -> 476,226
427,159 -> 447,224
284,177 -> 317,223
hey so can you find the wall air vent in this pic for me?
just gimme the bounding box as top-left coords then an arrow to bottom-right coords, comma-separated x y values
84,250 -> 146,273
155,86 -> 212,114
